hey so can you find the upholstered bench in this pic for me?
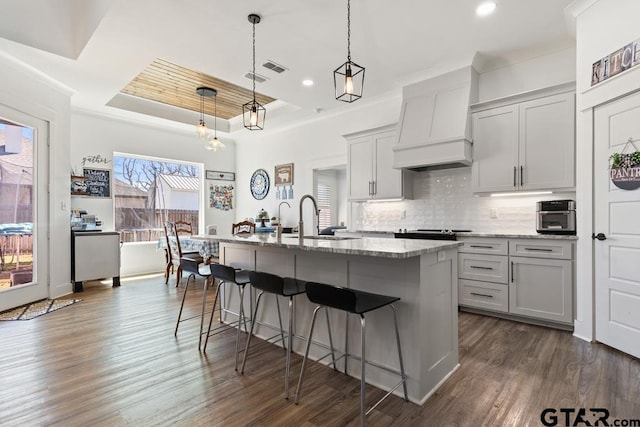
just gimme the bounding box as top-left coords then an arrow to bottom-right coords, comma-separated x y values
10,270 -> 32,286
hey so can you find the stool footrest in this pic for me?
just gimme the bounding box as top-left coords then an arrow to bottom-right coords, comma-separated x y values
365,377 -> 407,416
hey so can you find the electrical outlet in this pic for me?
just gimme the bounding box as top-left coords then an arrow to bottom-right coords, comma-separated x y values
490,208 -> 498,218
400,210 -> 406,219
61,201 -> 67,211
437,251 -> 445,262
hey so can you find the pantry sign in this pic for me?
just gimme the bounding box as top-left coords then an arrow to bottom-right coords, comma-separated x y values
609,138 -> 640,190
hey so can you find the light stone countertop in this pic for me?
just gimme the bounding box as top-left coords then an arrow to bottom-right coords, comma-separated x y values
458,232 -> 578,240
192,234 -> 460,259
339,230 -> 578,240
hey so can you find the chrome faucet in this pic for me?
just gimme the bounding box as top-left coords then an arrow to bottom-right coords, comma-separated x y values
278,201 -> 290,226
298,194 -> 320,244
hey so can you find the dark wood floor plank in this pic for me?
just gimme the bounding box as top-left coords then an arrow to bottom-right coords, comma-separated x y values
1,274 -> 639,426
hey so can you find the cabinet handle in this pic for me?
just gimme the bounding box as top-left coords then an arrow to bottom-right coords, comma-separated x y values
373,180 -> 377,195
470,265 -> 493,270
520,165 -> 524,186
511,261 -> 514,283
470,245 -> 494,249
513,167 -> 517,187
470,292 -> 494,298
368,181 -> 373,196
524,247 -> 553,252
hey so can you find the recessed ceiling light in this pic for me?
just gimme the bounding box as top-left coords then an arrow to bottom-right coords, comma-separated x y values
476,1 -> 496,16
302,79 -> 314,86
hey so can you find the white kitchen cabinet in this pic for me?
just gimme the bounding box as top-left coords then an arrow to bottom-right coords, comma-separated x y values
457,236 -> 574,328
509,256 -> 573,324
71,231 -> 121,292
346,125 -> 412,201
471,86 -> 575,193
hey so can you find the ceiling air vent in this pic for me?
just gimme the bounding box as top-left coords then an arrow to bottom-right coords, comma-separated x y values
262,60 -> 288,74
244,72 -> 268,83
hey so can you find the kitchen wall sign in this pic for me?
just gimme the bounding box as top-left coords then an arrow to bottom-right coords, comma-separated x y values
206,170 -> 235,181
274,163 -> 294,186
609,137 -> 640,190
82,168 -> 111,198
250,168 -> 270,200
591,38 -> 640,86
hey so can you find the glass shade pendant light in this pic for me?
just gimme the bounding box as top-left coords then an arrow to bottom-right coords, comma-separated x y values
206,88 -> 226,152
243,13 -> 266,131
196,86 -> 215,140
196,86 -> 216,139
334,0 -> 365,103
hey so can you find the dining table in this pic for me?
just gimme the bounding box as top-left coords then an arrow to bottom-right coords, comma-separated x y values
157,235 -> 219,262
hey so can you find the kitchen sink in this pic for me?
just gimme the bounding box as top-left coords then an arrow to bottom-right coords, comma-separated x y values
283,235 -> 359,241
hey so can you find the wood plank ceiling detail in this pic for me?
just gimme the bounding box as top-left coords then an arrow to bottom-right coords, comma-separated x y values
120,58 -> 276,120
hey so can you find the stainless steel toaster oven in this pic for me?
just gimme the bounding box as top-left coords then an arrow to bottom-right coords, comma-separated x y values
536,200 -> 576,235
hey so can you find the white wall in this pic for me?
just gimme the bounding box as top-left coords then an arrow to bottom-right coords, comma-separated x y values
70,111 -> 238,276
569,0 -> 640,341
479,47 -> 576,101
0,54 -> 72,297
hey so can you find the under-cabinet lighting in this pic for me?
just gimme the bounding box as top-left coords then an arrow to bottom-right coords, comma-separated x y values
365,198 -> 403,203
490,191 -> 552,197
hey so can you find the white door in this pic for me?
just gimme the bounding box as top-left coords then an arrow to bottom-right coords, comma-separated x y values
594,91 -> 640,359
0,105 -> 49,311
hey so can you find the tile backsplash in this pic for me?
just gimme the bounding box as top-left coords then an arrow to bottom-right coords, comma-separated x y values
352,167 -> 575,233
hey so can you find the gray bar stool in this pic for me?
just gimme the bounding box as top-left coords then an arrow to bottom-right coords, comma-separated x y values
294,282 -> 408,426
239,271 -> 306,399
174,255 -> 212,350
203,263 -> 252,370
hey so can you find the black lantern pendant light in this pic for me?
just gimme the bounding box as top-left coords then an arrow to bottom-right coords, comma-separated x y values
243,13 -> 266,131
205,88 -> 225,152
334,0 -> 365,103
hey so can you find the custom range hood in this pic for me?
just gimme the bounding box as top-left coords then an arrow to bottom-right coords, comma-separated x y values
393,66 -> 478,170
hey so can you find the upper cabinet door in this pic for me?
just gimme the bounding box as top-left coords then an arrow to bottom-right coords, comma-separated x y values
471,105 -> 519,193
373,132 -> 403,199
519,92 -> 575,191
347,136 -> 374,200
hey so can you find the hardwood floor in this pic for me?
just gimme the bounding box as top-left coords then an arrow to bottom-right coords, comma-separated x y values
0,275 -> 638,426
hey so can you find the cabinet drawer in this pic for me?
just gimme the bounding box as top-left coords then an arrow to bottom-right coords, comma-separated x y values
458,237 -> 508,255
509,239 -> 573,260
458,253 -> 508,284
458,279 -> 508,313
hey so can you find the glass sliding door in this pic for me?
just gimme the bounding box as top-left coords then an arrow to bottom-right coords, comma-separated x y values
0,105 -> 49,311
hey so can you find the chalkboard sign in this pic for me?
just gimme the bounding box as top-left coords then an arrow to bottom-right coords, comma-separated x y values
83,168 -> 111,198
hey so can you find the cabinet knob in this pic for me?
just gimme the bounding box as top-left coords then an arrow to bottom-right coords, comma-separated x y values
592,233 -> 607,241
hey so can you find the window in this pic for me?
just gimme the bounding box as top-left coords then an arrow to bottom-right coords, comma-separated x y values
317,182 -> 332,229
315,168 -> 345,229
113,153 -> 201,242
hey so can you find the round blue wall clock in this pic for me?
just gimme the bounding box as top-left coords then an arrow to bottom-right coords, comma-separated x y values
250,169 -> 270,200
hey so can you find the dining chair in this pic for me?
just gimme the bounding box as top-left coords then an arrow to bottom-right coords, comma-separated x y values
165,221 -> 201,286
232,220 -> 256,235
174,220 -> 194,235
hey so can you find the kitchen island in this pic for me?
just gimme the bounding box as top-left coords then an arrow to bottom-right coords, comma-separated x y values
193,233 -> 461,404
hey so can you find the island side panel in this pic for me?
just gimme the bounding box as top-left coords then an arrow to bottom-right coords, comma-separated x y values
345,254 -> 423,402
419,247 -> 459,403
